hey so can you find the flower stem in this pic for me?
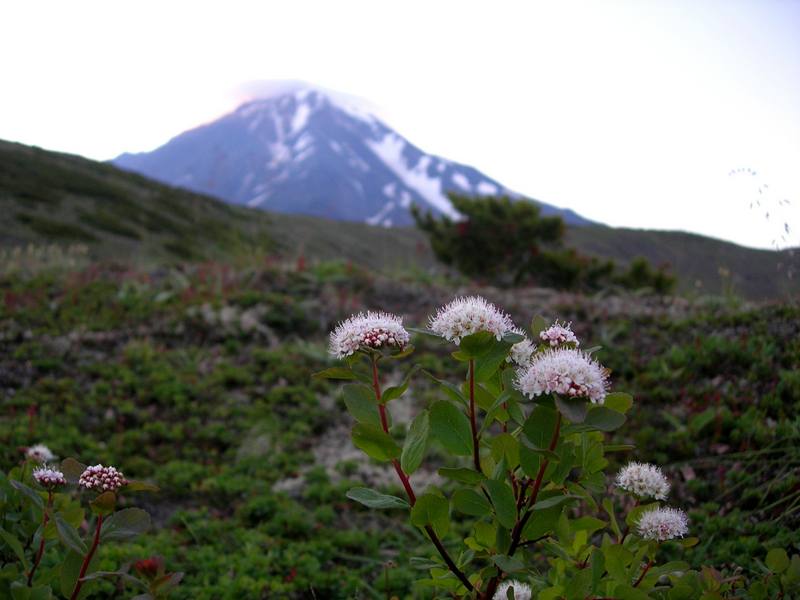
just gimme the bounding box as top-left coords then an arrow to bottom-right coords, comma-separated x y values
483,412 -> 562,599
69,513 -> 103,600
27,490 -> 52,586
370,356 -> 472,592
468,359 -> 481,472
633,558 -> 654,587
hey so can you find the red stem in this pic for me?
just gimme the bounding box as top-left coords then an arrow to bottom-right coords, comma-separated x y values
633,558 -> 654,587
483,412 -> 562,599
27,491 -> 52,586
468,359 -> 481,472
370,357 -> 471,592
69,514 -> 103,600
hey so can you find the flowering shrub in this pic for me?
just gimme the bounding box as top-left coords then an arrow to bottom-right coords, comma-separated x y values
319,296 -> 701,598
0,454 -> 181,599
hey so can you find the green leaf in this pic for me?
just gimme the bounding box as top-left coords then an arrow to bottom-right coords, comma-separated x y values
10,480 -> 44,509
60,458 -> 87,484
351,424 -> 400,462
312,366 -> 357,380
90,491 -> 116,516
60,550 -> 87,598
555,396 -> 588,423
423,371 -> 467,405
532,494 -> 579,511
0,527 -> 30,570
342,384 -> 382,428
604,392 -> 634,414
346,487 -> 409,509
124,480 -> 159,493
429,401 -> 473,456
491,554 -> 525,573
602,498 -> 622,540
459,331 -> 497,358
483,480 -> 517,529
452,488 -> 491,516
100,508 -> 151,542
401,410 -> 430,474
474,340 -> 512,382
438,467 -> 485,485
523,404 -> 558,449
521,500 -> 562,540
490,433 -> 520,468
382,365 -> 421,403
584,406 -> 626,432
55,514 -> 87,555
766,548 -> 790,573
410,493 -> 450,536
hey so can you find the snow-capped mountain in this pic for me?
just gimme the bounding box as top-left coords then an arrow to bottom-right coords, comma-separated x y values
113,84 -> 591,226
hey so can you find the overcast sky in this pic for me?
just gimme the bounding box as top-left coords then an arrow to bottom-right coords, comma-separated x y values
1,0 -> 798,249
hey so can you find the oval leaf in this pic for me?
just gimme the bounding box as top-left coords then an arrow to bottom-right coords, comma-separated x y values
401,410 -> 430,475
346,487 -> 409,509
351,423 -> 400,462
452,488 -> 491,517
429,401 -> 473,456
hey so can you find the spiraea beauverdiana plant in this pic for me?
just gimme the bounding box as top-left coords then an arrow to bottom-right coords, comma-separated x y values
3,456 -> 167,597
428,295 -> 514,345
516,347 -> 609,404
616,461 -> 671,500
318,304 -> 694,599
329,311 -> 411,358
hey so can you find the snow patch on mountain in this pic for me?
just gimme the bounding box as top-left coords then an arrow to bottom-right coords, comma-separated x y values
366,133 -> 459,219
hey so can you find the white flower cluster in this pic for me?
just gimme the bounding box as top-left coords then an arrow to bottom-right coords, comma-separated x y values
506,328 -> 536,367
26,444 -> 55,463
429,296 -> 513,345
33,465 -> 66,488
636,507 -> 689,541
493,580 -> 532,600
515,348 -> 609,404
328,311 -> 410,358
539,320 -> 579,347
78,464 -> 127,492
616,462 -> 670,500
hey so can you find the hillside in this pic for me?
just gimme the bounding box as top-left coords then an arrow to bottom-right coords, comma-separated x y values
1,139 -> 797,299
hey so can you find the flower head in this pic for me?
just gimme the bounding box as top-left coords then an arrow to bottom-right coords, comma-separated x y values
26,444 -> 55,463
329,311 -> 410,359
506,328 -> 536,366
78,464 -> 127,492
493,580 -> 532,600
515,348 -> 609,404
539,320 -> 579,347
429,296 -> 513,345
33,465 -> 67,488
616,462 -> 670,500
636,507 -> 689,541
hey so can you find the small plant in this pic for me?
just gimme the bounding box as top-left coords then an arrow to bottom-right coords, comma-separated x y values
0,450 -> 180,599
319,296 -> 696,598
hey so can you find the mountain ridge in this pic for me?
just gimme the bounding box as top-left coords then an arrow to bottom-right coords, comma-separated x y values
113,86 -> 591,226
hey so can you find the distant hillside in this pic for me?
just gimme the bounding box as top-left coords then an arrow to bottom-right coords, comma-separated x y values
1,139 -> 797,300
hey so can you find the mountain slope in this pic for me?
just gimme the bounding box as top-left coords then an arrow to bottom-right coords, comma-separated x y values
2,139 -> 797,300
113,85 -> 590,226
